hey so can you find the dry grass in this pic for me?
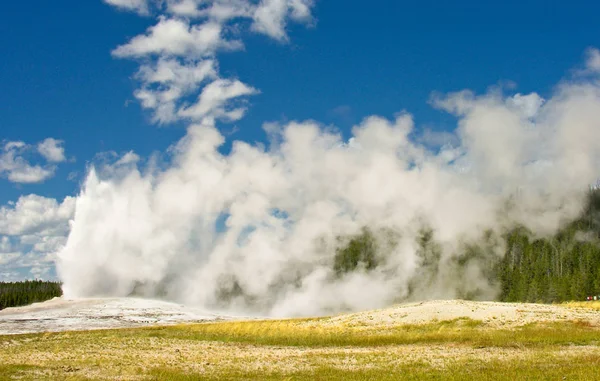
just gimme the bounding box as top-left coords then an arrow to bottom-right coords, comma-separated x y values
2,301 -> 600,380
562,300 -> 600,311
153,317 -> 600,348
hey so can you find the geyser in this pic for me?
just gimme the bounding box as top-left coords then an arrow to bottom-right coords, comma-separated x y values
57,79 -> 600,316
56,1 -> 600,317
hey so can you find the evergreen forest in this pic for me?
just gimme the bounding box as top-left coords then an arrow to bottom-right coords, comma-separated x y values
0,280 -> 63,310
335,189 -> 600,303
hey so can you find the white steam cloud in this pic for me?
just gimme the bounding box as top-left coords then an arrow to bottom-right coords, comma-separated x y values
57,77 -> 600,316
55,1 -> 600,317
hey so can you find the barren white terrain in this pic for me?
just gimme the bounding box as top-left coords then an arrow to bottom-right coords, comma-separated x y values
2,298 -> 599,336
0,297 -> 238,335
328,299 -> 600,328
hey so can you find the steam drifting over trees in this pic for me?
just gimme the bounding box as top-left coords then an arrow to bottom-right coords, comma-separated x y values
334,189 -> 600,304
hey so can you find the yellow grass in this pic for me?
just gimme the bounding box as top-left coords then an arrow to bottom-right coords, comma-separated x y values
1,314 -> 599,380
562,301 -> 600,311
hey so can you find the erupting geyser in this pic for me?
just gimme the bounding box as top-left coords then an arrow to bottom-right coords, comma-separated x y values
55,1 -> 600,317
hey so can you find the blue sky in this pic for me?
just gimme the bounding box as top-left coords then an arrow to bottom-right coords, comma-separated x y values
1,0 -> 600,281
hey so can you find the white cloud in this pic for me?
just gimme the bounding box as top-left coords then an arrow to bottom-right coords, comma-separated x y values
104,0 -> 150,15
37,138 -> 66,163
112,17 -> 242,58
164,0 -> 313,28
329,105 -> 352,118
417,128 -> 459,148
166,0 -> 200,16
67,171 -> 79,182
5,247 -> 58,280
0,195 -> 75,236
137,58 -> 217,85
115,151 -> 141,166
89,150 -> 146,181
585,47 -> 600,73
109,0 -> 315,125
31,235 -> 69,255
0,253 -> 20,266
252,0 -> 314,41
166,0 -> 254,21
5,166 -> 54,184
0,236 -> 12,252
135,58 -> 218,123
178,78 -> 258,121
29,265 -> 52,279
289,0 -> 313,21
0,141 -> 55,184
0,271 -> 22,282
0,195 -> 75,280
507,93 -> 545,119
252,0 -> 289,41
5,141 -> 26,150
0,138 -> 70,184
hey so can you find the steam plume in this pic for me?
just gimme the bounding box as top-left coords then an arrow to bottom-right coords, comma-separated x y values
57,74 -> 600,316
56,2 -> 600,317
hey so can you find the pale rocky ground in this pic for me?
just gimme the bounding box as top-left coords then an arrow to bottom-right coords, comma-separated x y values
325,299 -> 600,328
1,298 -> 598,335
0,297 -> 239,335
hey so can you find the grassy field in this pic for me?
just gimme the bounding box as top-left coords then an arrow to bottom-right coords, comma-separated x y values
1,302 -> 599,380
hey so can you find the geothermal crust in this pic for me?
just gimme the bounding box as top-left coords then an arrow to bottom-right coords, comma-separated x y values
0,297 -> 236,335
1,298 -> 599,335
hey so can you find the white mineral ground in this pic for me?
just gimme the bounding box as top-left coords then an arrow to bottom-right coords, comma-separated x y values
325,299 -> 600,328
0,297 -> 242,335
1,298 -> 599,335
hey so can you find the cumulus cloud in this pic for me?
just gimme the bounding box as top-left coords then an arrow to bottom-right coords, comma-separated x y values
252,0 -> 314,41
107,0 -> 315,123
417,128 -> 459,148
112,18 -> 242,58
0,139 -> 67,184
103,0 -> 150,15
134,58 -> 218,123
0,195 -> 74,280
0,194 -> 75,236
3,166 -> 53,184
160,0 -> 314,35
37,138 -> 66,163
0,253 -> 20,266
166,0 -> 255,20
252,0 -> 290,41
0,236 -> 12,252
507,93 -> 545,119
136,58 -> 217,87
178,78 -> 258,121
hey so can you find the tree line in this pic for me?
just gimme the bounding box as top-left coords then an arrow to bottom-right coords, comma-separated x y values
335,189 -> 600,303
0,280 -> 63,310
499,189 -> 600,302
